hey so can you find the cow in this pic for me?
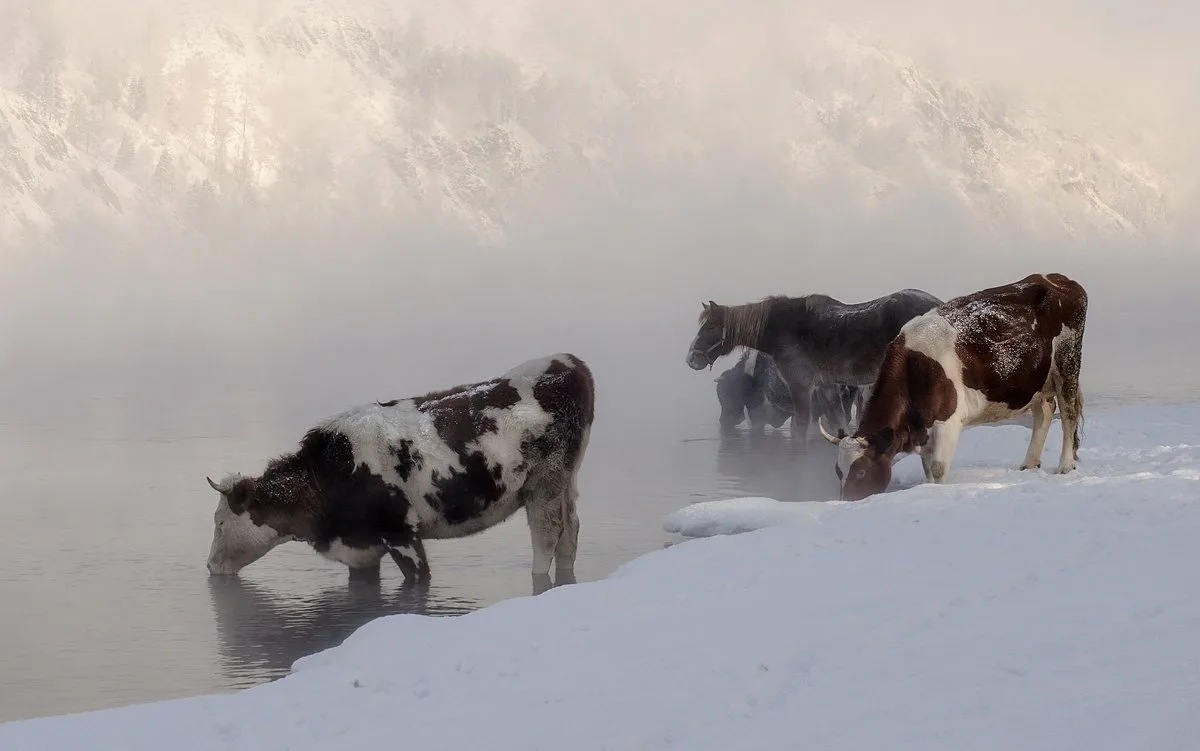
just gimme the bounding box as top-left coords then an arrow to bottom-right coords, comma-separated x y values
715,350 -> 864,435
819,273 -> 1087,502
204,353 -> 595,592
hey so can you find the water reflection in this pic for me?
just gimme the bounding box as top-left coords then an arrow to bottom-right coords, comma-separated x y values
207,576 -> 480,687
714,428 -> 840,502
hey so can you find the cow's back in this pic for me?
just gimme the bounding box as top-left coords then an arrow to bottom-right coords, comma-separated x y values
907,273 -> 1088,417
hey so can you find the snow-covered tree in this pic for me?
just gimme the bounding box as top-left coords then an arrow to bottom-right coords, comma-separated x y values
151,148 -> 177,195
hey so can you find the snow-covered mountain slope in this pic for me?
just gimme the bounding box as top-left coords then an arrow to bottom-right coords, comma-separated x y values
0,1 -> 1186,248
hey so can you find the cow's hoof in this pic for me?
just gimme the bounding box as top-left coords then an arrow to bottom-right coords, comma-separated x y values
554,567 -> 578,587
532,573 -> 553,595
1019,462 -> 1040,471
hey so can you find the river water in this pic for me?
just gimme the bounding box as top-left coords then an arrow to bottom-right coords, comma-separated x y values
0,383 -> 1189,723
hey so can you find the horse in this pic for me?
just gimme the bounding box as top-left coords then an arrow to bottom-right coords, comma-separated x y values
688,288 -> 943,442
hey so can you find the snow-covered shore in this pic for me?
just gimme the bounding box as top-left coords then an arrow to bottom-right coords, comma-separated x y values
2,402 -> 1198,750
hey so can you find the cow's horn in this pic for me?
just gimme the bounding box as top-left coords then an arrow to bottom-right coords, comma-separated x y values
817,417 -> 840,445
206,476 -> 225,493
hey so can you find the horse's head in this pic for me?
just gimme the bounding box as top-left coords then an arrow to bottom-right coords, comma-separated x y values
687,301 -> 731,370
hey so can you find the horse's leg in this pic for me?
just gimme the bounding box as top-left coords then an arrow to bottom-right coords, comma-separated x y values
840,386 -> 857,431
785,377 -> 813,444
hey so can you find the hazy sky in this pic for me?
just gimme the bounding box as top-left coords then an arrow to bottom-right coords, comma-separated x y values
0,0 -> 1196,431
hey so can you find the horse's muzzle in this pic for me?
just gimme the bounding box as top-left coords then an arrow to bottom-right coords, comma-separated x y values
686,351 -> 709,371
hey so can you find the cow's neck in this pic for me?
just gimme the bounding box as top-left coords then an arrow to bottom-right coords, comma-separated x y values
250,460 -> 321,542
855,346 -> 924,456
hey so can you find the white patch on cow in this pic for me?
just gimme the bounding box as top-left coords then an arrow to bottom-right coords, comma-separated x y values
743,349 -> 759,376
902,310 -> 1030,428
390,545 -> 420,567
324,539 -> 386,568
834,436 -> 868,483
206,486 -> 293,575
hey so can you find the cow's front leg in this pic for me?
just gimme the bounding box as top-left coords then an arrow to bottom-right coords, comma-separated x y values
387,534 -> 431,584
926,420 -> 962,484
347,555 -> 383,583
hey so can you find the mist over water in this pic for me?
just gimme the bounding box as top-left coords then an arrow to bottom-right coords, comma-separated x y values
1,0 -> 1198,726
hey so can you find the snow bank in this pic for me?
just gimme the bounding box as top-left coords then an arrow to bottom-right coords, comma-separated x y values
3,403 -> 1199,750
666,406 -> 1200,538
663,494 -> 845,536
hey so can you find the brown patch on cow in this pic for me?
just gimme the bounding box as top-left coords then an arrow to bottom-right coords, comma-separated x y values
946,273 -> 1088,410
840,337 -> 958,501
527,357 -> 596,475
855,337 -> 957,456
533,357 -> 595,427
232,474 -> 320,541
413,380 -> 522,454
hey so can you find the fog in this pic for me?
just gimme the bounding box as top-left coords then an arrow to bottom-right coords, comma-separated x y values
3,178 -> 1197,438
0,0 -> 1196,447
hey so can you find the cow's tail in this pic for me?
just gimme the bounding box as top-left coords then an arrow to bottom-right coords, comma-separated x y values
1072,388 -> 1083,462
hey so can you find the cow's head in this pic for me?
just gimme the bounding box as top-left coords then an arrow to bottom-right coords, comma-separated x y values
714,366 -> 752,430
819,418 -> 894,501
204,474 -> 291,575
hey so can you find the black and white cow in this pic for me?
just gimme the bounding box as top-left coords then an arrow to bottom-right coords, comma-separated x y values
205,353 -> 595,590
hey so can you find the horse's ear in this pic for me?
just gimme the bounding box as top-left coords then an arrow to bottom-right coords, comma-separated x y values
707,300 -> 718,309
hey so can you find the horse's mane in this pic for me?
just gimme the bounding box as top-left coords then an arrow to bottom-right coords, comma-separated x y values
707,294 -> 829,350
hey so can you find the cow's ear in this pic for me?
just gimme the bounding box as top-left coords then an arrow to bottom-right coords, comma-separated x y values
866,426 -> 894,454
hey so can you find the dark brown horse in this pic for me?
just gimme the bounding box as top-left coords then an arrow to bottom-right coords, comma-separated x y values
687,289 -> 943,442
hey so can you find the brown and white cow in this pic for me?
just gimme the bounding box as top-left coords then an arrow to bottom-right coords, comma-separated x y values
820,273 -> 1087,501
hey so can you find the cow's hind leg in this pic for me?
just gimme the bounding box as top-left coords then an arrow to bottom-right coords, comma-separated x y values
553,477 -> 581,587
1020,394 -> 1055,470
524,476 -> 566,587
1052,330 -> 1085,474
